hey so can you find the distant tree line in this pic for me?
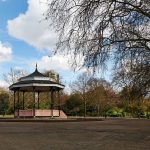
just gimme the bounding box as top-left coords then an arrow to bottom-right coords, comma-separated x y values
0,68 -> 149,119
61,73 -> 150,118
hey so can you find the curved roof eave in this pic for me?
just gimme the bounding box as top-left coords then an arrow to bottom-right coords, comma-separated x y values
9,83 -> 65,90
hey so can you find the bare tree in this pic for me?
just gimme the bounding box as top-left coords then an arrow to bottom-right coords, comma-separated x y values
3,68 -> 28,85
113,61 -> 150,98
87,77 -> 115,117
71,72 -> 92,117
46,0 -> 150,96
44,70 -> 59,82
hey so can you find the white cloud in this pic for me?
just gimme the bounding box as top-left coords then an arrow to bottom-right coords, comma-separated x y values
33,53 -> 87,73
0,80 -> 9,88
7,0 -> 57,50
35,55 -> 71,72
0,41 -> 12,63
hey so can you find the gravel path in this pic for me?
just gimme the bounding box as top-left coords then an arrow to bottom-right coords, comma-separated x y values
0,118 -> 149,150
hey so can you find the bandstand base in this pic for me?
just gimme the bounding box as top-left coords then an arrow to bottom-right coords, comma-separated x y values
15,109 -> 67,119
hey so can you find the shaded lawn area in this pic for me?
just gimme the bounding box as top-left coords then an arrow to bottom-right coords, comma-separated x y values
0,118 -> 149,150
0,115 -> 14,118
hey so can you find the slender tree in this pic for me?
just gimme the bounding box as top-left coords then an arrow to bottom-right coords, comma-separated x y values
71,72 -> 92,117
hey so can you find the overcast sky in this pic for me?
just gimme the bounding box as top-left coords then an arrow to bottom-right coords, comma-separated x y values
0,0 -> 112,91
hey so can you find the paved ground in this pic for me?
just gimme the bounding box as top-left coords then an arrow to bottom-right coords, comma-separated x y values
0,118 -> 149,150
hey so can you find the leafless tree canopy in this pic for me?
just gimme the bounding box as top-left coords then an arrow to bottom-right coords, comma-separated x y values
46,0 -> 150,96
3,68 -> 28,85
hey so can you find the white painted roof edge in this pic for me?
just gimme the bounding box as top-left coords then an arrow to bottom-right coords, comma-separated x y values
10,83 -> 65,89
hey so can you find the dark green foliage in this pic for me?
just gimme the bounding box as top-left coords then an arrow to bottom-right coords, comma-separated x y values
63,94 -> 82,116
0,91 -> 9,115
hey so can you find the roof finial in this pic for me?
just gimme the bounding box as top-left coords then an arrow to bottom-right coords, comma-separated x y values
36,62 -> 37,70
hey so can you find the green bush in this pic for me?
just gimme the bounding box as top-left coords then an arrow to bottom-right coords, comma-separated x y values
0,92 -> 9,115
106,108 -> 123,117
62,94 -> 82,116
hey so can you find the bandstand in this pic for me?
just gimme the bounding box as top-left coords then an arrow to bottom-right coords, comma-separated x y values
9,66 -> 67,118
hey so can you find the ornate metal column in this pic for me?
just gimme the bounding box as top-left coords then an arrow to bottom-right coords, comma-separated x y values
51,88 -> 54,117
58,89 -> 61,117
22,91 -> 25,110
33,87 -> 36,117
14,91 -> 16,118
37,91 -> 40,109
17,89 -> 20,118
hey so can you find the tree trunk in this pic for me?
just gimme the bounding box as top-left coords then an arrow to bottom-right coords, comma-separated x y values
84,100 -> 86,117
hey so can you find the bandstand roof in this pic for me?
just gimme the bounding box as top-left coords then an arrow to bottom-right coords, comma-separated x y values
9,67 -> 65,92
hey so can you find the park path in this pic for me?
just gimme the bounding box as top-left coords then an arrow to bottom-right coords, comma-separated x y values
0,118 -> 149,150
